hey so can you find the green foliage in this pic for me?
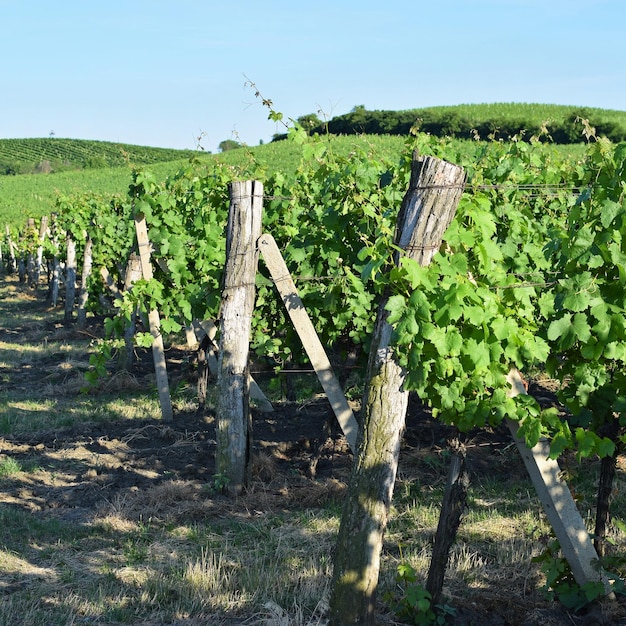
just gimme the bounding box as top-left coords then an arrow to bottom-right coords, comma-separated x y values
385,138 -> 570,435
378,134 -> 626,460
126,162 -> 232,325
207,472 -> 231,494
22,98 -> 626,465
532,538 -> 624,611
541,138 -> 626,457
386,562 -> 456,625
292,103 -> 626,144
0,134 -> 582,229
218,139 -> 242,152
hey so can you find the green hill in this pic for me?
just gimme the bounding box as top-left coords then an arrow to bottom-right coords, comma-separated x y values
2,102 -> 625,227
0,137 -> 199,175
0,135 -> 405,226
289,102 -> 626,144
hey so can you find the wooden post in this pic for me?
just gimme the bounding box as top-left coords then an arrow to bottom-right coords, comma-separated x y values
5,225 -> 16,274
77,234 -> 93,329
64,235 -> 77,324
134,216 -> 173,421
26,218 -> 37,286
101,255 -> 144,370
258,233 -> 358,452
50,256 -> 60,306
48,214 -> 60,306
194,319 -> 273,413
426,438 -> 469,604
506,369 -> 613,596
215,180 -> 263,495
122,254 -> 143,371
34,216 -> 48,287
330,153 -> 466,625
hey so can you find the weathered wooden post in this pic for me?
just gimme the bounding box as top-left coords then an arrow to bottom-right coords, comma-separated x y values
48,214 -> 61,306
77,233 -> 93,329
121,254 -> 143,371
64,234 -> 77,324
330,153 -> 466,625
215,180 -> 263,495
26,218 -> 37,286
34,215 -> 48,287
5,225 -> 17,274
134,215 -> 173,421
425,438 -> 470,605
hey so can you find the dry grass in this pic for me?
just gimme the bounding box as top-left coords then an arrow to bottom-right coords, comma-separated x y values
0,492 -> 339,624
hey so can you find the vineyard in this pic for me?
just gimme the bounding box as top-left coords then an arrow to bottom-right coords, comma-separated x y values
0,135 -> 411,225
0,137 -> 198,175
1,121 -> 626,624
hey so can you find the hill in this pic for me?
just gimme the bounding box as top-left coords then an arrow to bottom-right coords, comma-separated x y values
287,102 -> 626,144
2,102 -> 625,225
0,137 -> 199,176
0,135 -> 407,226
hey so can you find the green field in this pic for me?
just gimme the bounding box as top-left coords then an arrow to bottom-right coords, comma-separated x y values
415,102 -> 626,125
1,102 -> 623,227
0,135 -> 408,226
0,137 -> 198,174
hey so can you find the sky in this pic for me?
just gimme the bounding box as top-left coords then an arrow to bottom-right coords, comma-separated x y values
0,0 -> 624,153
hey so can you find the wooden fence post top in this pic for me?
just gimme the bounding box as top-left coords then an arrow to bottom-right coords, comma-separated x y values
394,154 -> 466,267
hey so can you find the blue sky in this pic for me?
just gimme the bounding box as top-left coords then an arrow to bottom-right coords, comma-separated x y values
0,0 -> 623,152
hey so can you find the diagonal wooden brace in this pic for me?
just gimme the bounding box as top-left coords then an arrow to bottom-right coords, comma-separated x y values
506,369 -> 613,596
258,233 -> 358,452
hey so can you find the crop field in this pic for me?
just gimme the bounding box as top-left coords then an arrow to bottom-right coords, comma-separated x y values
0,137 -> 198,172
4,100 -> 618,227
0,134 -> 419,226
418,102 -> 626,126
0,157 -> 205,226
0,133 -> 587,228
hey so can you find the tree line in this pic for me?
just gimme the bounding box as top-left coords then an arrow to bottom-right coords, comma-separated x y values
274,104 -> 626,144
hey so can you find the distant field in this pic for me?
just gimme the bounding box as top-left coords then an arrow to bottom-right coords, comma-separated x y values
2,100 -> 621,227
417,102 -> 626,125
0,157 -> 199,226
0,133 -> 587,227
0,137 -> 198,175
0,135 -> 410,226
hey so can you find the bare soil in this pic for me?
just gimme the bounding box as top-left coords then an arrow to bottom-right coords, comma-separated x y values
1,281 -> 625,625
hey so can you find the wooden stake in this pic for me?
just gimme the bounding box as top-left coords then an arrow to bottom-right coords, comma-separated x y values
5,225 -> 17,274
34,215 -> 48,286
506,369 -> 613,596
134,215 -> 173,421
258,233 -> 358,451
215,180 -> 263,495
64,235 -> 77,325
426,438 -> 469,604
77,235 -> 93,329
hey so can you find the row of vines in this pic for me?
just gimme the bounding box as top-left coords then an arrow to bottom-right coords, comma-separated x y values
2,122 -> 626,611
3,126 -> 624,454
